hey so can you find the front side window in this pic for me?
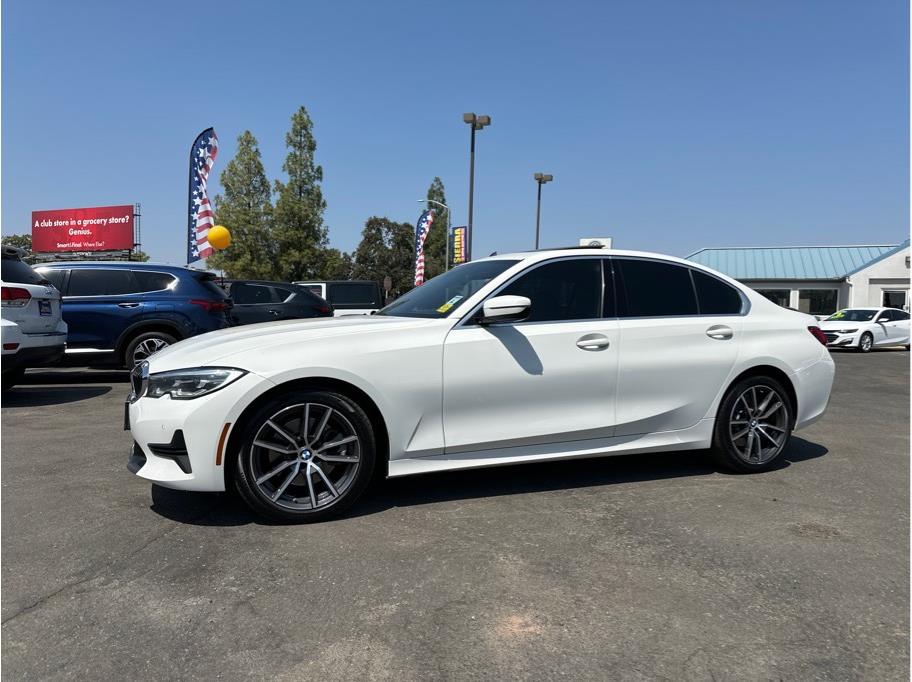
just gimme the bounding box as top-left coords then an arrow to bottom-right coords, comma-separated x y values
378,259 -> 518,319
615,258 -> 698,317
499,258 -> 603,323
876,309 -> 894,322
67,269 -> 137,296
798,290 -> 838,316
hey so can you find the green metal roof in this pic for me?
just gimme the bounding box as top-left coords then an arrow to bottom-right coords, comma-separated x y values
686,240 -> 909,280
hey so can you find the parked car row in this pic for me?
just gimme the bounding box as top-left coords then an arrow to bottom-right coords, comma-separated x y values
0,252 -> 385,390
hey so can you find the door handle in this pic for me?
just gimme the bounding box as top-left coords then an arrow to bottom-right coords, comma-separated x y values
117,302 -> 140,308
576,333 -> 610,351
267,309 -> 280,316
706,325 -> 733,340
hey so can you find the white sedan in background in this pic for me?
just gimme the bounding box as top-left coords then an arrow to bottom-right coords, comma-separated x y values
126,247 -> 835,522
819,307 -> 911,352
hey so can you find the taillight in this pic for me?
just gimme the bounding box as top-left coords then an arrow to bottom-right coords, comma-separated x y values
1,287 -> 31,307
312,304 -> 332,315
808,326 -> 828,346
189,299 -> 229,313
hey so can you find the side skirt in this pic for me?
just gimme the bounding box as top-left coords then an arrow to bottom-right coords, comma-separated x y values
388,418 -> 715,478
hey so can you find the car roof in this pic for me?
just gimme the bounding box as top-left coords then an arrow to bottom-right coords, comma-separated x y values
36,261 -> 210,273
486,247 -> 715,269
838,306 -> 883,311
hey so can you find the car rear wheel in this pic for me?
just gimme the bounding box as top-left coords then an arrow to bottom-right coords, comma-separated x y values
858,332 -> 873,353
124,331 -> 176,368
1,367 -> 25,392
233,390 -> 376,522
711,376 -> 793,473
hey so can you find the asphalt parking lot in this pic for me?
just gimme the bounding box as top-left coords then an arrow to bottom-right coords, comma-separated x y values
1,350 -> 908,680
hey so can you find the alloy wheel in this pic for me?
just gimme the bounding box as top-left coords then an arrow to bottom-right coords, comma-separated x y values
860,335 -> 873,352
728,385 -> 788,465
248,403 -> 361,511
132,337 -> 170,365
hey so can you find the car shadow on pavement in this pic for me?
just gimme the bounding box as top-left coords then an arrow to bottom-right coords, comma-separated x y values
1,385 -> 112,407
148,436 -> 828,527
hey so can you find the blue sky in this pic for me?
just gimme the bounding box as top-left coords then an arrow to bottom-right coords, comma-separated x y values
3,0 -> 908,264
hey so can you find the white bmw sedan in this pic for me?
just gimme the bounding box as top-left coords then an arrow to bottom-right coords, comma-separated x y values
127,248 -> 835,522
818,307 -> 910,352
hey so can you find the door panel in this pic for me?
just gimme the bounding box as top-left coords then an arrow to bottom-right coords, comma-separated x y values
442,320 -> 619,452
614,316 -> 742,435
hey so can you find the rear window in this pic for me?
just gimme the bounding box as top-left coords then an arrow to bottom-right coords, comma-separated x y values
67,269 -> 137,296
328,282 -> 379,306
194,272 -> 230,299
133,270 -> 176,293
2,256 -> 46,285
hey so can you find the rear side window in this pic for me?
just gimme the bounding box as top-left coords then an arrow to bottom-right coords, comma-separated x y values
132,270 -> 176,293
328,282 -> 379,306
272,287 -> 293,301
893,310 -> 910,320
692,270 -> 743,315
67,269 -> 137,296
40,269 -> 68,292
2,257 -> 45,284
499,258 -> 603,322
615,258 -> 698,317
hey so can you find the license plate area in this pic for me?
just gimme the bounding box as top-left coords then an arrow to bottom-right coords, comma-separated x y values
38,300 -> 52,316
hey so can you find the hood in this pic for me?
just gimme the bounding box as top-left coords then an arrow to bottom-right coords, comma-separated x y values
147,315 -> 435,372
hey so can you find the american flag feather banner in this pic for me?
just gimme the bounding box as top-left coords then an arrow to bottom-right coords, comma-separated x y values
414,209 -> 435,286
187,128 -> 219,264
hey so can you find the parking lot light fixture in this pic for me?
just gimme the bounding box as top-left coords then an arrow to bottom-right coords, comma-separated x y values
463,112 -> 492,262
533,173 -> 553,250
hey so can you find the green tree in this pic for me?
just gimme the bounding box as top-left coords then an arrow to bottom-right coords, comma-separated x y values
129,250 -> 150,262
273,106 -> 329,281
322,248 -> 354,280
352,217 -> 415,297
423,176 -> 449,280
208,131 -> 276,279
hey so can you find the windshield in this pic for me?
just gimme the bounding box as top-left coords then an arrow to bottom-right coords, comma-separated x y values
378,259 -> 518,318
826,309 -> 877,322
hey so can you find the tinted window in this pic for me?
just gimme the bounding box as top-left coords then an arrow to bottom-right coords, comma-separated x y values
231,283 -> 277,305
67,269 -> 137,296
194,273 -> 230,299
272,287 -> 293,301
132,270 -> 176,293
40,268 -> 68,292
615,258 -> 697,317
876,309 -> 894,322
692,270 -> 742,314
328,282 -> 379,306
893,310 -> 910,320
302,284 -> 323,296
2,257 -> 46,284
500,258 -> 602,322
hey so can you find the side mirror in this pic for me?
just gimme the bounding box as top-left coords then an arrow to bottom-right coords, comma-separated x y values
478,295 -> 531,325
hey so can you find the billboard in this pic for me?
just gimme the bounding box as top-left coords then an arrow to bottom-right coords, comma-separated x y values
450,225 -> 467,266
32,205 -> 134,253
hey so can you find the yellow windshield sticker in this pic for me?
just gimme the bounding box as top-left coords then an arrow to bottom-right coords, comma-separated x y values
437,295 -> 463,314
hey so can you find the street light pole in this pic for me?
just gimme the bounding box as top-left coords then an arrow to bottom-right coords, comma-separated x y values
417,199 -> 451,271
463,113 -> 491,261
533,173 -> 553,250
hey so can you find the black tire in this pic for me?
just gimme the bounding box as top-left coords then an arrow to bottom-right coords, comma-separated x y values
711,376 -> 793,473
1,367 -> 25,392
233,389 -> 376,523
857,332 -> 873,353
124,331 -> 177,368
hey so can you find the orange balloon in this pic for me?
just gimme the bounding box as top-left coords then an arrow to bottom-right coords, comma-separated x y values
208,225 -> 231,250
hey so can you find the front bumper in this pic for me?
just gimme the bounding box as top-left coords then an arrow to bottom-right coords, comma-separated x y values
824,331 -> 860,348
126,370 -> 275,491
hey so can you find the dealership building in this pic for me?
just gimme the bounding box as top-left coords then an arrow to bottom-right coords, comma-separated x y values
686,239 -> 911,316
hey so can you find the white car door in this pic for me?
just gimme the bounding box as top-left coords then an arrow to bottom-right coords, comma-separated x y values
875,308 -> 910,345
442,258 -> 618,453
611,258 -> 744,436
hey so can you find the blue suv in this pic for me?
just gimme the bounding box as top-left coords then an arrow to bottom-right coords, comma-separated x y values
35,262 -> 232,368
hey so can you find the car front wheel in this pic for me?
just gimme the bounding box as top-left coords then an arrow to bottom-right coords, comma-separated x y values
233,390 -> 376,522
858,332 -> 873,353
711,377 -> 793,473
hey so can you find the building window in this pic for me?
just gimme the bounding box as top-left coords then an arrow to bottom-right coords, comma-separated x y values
882,290 -> 908,310
755,289 -> 790,308
798,289 -> 838,316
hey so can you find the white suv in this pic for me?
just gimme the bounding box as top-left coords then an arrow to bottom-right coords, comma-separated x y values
1,247 -> 67,390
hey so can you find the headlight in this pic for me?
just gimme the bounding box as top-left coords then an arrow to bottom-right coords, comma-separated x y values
146,367 -> 246,400
835,328 -> 858,334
